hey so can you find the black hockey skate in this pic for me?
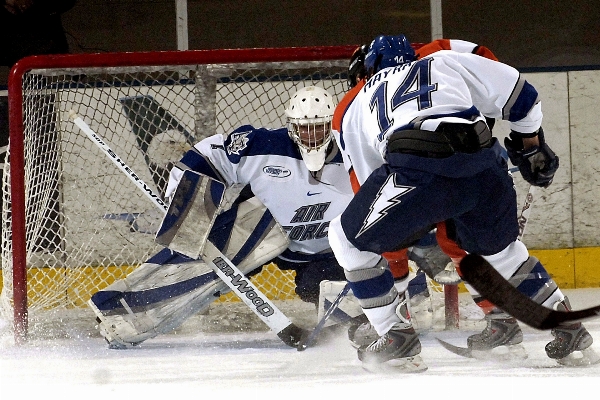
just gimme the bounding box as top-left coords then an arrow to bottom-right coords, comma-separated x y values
357,295 -> 427,372
465,314 -> 527,361
437,313 -> 527,361
357,323 -> 426,372
545,298 -> 599,366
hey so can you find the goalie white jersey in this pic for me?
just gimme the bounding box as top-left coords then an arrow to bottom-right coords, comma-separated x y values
166,125 -> 354,262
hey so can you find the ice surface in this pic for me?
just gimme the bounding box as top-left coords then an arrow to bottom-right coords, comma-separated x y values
1,289 -> 599,398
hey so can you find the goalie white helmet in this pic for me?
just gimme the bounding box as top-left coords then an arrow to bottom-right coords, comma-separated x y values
285,86 -> 335,171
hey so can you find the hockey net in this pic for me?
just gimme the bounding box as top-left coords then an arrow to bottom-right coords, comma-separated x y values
1,46 -> 464,343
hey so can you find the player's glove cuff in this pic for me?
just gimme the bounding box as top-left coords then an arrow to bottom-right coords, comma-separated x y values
504,127 -> 559,188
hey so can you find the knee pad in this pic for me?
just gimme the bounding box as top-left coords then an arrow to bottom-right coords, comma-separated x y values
344,257 -> 397,309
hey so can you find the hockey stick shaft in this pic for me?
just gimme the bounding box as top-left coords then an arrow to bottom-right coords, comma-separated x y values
517,185 -> 535,240
71,111 -> 304,346
460,254 -> 600,329
70,110 -> 170,212
297,282 -> 350,351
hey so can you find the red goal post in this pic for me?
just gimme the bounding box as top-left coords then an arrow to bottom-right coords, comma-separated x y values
3,44 -> 459,344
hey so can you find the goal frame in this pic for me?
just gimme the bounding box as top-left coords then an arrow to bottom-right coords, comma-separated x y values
6,44 -> 458,344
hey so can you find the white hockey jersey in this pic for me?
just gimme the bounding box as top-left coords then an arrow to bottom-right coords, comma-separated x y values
336,50 -> 543,186
165,125 -> 353,262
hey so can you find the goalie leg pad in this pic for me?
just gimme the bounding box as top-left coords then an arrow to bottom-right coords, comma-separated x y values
89,249 -> 229,348
317,280 -> 363,328
92,186 -> 291,348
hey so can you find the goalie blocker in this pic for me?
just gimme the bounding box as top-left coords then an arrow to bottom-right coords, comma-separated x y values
89,171 -> 290,348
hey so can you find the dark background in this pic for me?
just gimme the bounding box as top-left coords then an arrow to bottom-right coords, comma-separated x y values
2,0 -> 600,85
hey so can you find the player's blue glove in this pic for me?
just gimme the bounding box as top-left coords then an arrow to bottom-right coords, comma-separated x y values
504,127 -> 559,188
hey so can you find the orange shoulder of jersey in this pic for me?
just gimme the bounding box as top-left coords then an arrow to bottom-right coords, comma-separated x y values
471,45 -> 498,61
415,39 -> 498,61
415,39 -> 452,59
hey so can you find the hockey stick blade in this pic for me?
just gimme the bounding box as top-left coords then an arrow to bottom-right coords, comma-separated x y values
297,283 -> 351,351
460,254 -> 600,330
435,338 -> 474,358
277,324 -> 309,348
436,337 -> 529,362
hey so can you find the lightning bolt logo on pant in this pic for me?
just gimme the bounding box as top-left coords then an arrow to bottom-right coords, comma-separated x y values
356,174 -> 414,238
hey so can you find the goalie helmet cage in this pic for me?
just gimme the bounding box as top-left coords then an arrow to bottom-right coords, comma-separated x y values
3,44 -> 458,344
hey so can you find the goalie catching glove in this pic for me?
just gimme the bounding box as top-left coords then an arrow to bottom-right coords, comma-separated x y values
504,127 -> 559,188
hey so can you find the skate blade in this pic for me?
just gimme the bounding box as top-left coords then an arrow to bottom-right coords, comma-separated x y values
556,347 -> 600,367
362,355 -> 428,373
471,343 -> 528,362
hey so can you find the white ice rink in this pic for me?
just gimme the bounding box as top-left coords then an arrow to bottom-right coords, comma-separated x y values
1,289 -> 600,398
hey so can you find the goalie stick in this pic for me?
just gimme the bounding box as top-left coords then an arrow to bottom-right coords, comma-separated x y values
70,111 -> 307,347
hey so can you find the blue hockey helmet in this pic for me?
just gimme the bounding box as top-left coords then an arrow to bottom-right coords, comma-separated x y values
364,35 -> 416,77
